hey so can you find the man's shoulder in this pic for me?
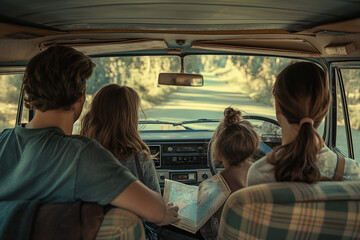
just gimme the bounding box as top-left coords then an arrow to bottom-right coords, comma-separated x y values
12,125 -> 103,152
68,134 -> 98,145
0,128 -> 14,133
67,134 -> 110,153
0,128 -> 16,145
33,128 -> 97,147
0,128 -> 15,138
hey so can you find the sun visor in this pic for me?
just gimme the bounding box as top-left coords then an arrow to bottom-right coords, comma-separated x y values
299,18 -> 360,34
0,22 -> 62,39
192,38 -> 320,57
39,38 -> 167,55
0,66 -> 26,74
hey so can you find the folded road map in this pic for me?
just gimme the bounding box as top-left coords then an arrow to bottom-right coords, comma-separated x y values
163,173 -> 231,233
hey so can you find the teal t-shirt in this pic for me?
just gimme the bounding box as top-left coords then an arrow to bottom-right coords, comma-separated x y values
0,125 -> 137,205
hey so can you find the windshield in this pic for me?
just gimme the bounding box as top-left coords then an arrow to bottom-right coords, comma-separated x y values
73,55 -> 294,136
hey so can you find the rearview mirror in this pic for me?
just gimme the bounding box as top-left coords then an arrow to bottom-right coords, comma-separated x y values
158,73 -> 204,87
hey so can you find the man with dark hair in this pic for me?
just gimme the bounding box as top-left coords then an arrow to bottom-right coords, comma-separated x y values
0,46 -> 178,226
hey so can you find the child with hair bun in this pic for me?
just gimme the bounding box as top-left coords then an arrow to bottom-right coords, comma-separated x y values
211,107 -> 260,191
200,107 -> 260,239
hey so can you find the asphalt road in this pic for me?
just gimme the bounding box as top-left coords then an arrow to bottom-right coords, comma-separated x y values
143,74 -> 360,159
143,75 -> 275,123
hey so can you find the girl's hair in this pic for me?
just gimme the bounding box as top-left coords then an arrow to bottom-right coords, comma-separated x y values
268,62 -> 331,183
211,107 -> 259,166
80,84 -> 150,160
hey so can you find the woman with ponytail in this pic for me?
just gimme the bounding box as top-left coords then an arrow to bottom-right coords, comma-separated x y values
247,62 -> 360,187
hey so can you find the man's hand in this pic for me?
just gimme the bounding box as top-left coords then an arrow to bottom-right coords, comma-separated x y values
156,202 -> 180,226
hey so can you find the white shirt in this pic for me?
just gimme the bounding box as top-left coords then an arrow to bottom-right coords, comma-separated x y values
247,145 -> 360,187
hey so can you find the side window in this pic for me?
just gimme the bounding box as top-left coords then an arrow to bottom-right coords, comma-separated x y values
335,75 -> 348,155
340,68 -> 360,158
0,74 -> 29,132
335,68 -> 360,159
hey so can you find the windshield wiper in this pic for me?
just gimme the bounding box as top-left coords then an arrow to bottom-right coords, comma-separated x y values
175,119 -> 220,125
139,120 -> 194,130
139,120 -> 177,125
139,119 -> 220,130
171,118 -> 220,130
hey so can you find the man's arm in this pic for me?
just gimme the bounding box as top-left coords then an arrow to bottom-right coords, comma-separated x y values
76,142 -> 179,224
110,180 -> 179,225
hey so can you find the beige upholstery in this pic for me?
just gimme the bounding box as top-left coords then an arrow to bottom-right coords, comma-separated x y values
218,181 -> 360,240
96,208 -> 145,240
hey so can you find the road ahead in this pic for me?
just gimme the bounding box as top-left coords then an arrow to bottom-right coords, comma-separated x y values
143,74 -> 360,159
143,75 -> 275,122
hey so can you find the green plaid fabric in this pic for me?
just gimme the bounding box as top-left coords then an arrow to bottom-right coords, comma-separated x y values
218,181 -> 360,240
96,208 -> 145,240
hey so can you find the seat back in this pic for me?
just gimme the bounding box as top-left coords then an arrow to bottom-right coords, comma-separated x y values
96,208 -> 145,240
218,181 -> 360,240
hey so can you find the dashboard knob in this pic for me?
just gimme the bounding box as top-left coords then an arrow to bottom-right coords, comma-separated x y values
198,146 -> 203,152
167,146 -> 173,152
159,174 -> 165,180
202,173 -> 208,179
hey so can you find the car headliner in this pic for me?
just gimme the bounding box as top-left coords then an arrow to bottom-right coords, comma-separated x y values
1,0 -> 360,32
0,0 -> 360,66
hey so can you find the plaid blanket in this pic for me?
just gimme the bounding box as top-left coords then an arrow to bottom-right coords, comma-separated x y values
218,181 -> 360,240
96,208 -> 145,240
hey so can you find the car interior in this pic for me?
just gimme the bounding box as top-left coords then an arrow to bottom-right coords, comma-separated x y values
1,0 -> 360,239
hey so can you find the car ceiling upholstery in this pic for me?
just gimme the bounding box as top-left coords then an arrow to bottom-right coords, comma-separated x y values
0,0 -> 360,65
1,0 -> 360,32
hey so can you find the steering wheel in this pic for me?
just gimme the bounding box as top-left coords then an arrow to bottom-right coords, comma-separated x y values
207,115 -> 280,175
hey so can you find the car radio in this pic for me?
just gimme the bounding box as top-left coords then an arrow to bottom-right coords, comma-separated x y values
156,169 -> 211,184
148,141 -> 211,185
149,142 -> 208,168
170,172 -> 197,182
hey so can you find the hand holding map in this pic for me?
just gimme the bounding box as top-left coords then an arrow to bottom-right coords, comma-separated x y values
163,174 -> 230,233
157,202 -> 180,226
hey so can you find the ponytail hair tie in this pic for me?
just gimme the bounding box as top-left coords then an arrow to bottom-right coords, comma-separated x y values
300,117 -> 314,127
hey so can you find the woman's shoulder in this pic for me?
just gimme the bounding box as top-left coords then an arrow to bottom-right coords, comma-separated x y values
134,151 -> 153,164
133,151 -> 155,168
247,155 -> 276,186
249,155 -> 273,172
122,151 -> 149,161
133,151 -> 161,193
343,157 -> 360,181
317,146 -> 360,181
121,151 -> 152,175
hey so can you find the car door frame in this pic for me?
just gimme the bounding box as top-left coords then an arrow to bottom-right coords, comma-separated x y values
327,60 -> 360,159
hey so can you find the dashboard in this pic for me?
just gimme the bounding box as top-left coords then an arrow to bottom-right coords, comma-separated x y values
141,129 -> 281,189
142,131 -> 214,188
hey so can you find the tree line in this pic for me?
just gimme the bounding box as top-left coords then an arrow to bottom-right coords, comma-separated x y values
1,55 -> 359,130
